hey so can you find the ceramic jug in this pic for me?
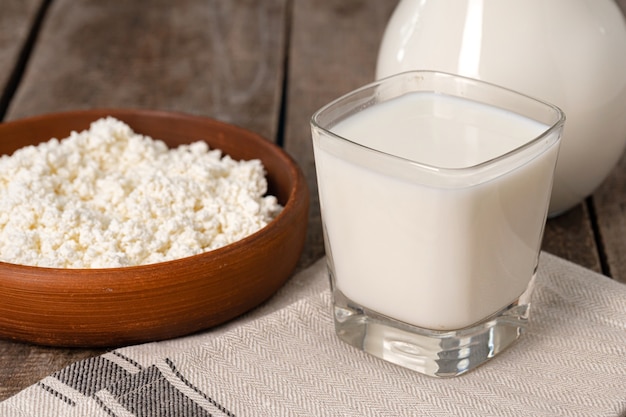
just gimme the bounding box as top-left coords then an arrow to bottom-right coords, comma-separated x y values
376,0 -> 626,214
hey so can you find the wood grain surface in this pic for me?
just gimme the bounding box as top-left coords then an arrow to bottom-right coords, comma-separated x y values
5,0 -> 288,143
1,0 -> 625,401
0,0 -> 43,117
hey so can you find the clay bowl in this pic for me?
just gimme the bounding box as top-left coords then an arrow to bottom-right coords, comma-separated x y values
0,109 -> 309,347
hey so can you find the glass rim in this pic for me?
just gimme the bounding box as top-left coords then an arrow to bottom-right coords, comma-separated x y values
310,70 -> 566,174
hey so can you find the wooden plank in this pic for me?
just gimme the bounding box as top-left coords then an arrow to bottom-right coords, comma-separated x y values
543,205 -> 602,274
590,0 -> 626,284
0,0 -> 42,113
284,0 -> 398,268
5,0 -> 288,142
0,0 -> 289,401
592,151 -> 626,283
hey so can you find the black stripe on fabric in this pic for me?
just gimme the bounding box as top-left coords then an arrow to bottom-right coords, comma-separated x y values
107,364 -> 214,417
93,394 -> 120,417
165,358 -> 235,417
36,382 -> 76,406
111,350 -> 144,370
52,355 -> 131,396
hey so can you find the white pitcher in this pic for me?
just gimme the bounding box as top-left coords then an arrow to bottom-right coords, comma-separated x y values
376,0 -> 626,214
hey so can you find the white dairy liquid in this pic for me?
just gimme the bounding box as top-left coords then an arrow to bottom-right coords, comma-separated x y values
314,92 -> 559,330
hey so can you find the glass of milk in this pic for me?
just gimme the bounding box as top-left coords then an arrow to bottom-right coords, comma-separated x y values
311,71 -> 565,377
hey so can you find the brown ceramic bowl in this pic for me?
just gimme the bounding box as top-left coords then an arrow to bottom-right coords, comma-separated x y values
0,109 -> 309,347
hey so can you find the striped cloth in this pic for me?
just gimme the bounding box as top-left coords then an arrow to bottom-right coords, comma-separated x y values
1,252 -> 625,417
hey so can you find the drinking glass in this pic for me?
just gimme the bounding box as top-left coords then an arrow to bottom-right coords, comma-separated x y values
311,71 -> 565,377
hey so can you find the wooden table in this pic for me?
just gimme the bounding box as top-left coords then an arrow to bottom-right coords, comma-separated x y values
1,0 -> 625,401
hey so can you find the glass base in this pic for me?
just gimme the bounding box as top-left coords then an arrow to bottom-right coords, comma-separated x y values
332,281 -> 534,377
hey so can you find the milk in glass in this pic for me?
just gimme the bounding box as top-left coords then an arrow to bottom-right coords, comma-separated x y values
314,92 -> 559,330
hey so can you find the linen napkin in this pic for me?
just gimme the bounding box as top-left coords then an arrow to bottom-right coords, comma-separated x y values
1,252 -> 625,417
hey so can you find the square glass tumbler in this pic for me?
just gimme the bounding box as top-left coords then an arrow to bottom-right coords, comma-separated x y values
310,71 -> 565,377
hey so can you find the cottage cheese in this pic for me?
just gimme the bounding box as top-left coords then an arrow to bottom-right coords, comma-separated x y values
0,117 -> 282,268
